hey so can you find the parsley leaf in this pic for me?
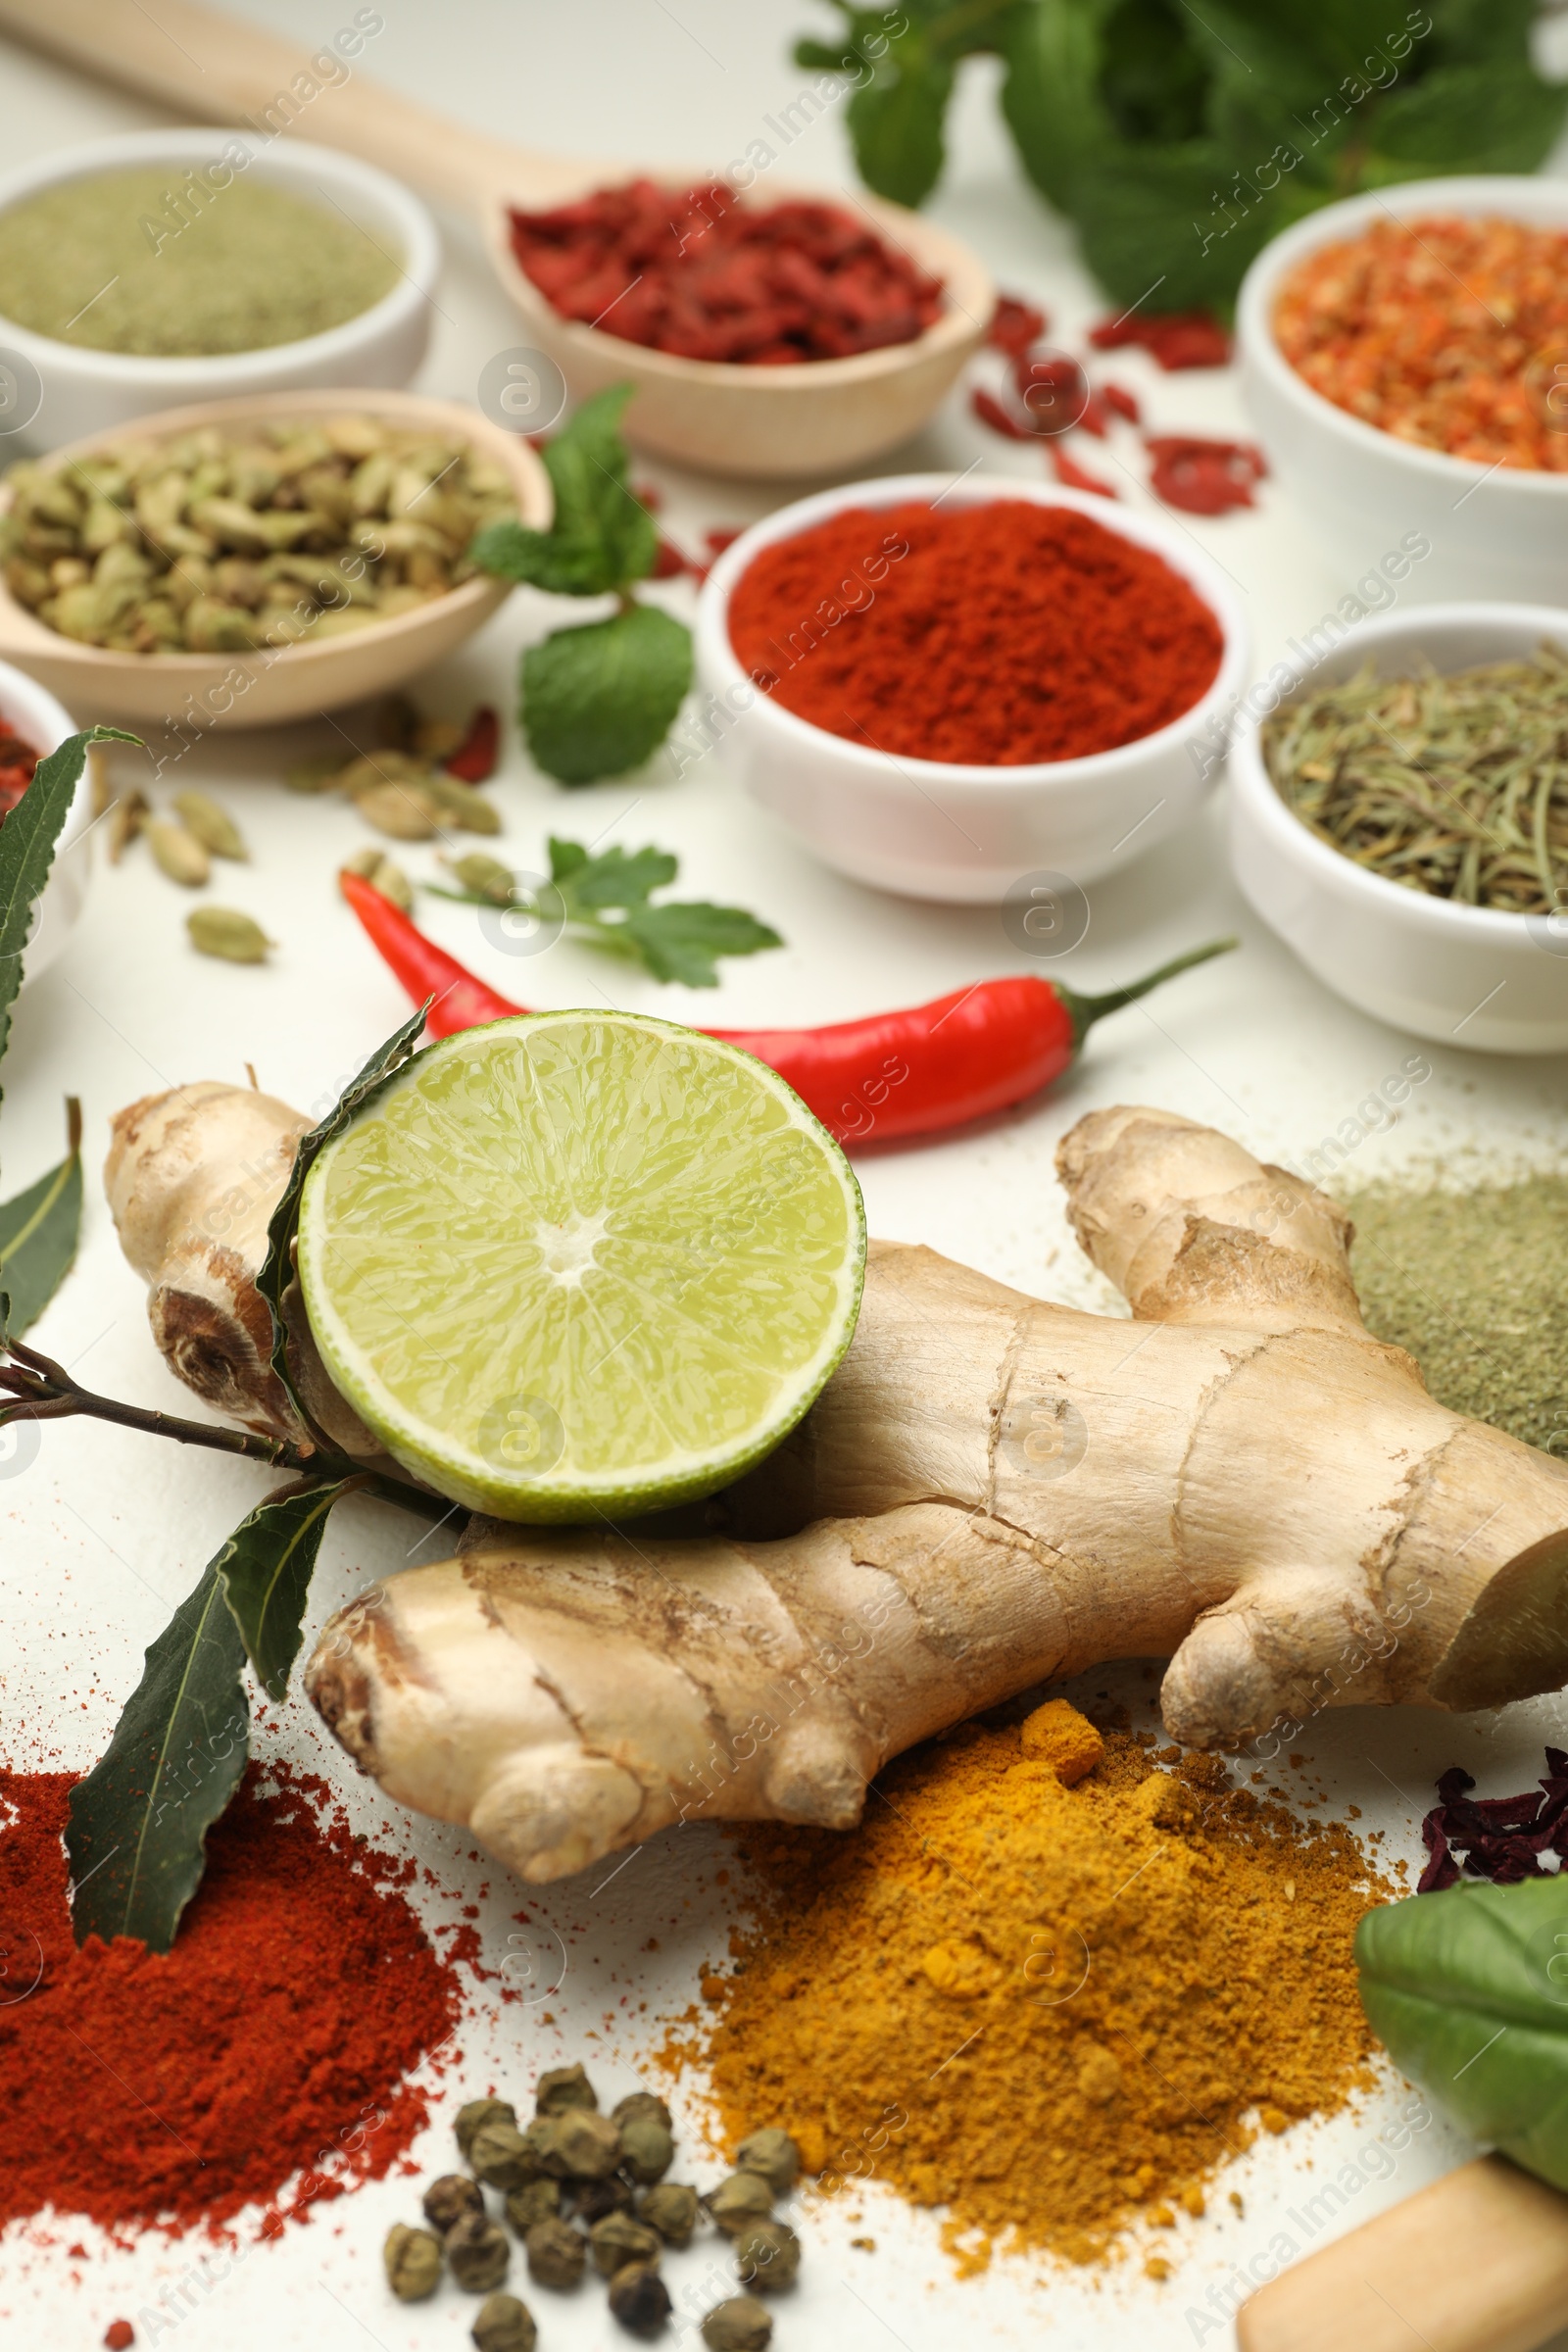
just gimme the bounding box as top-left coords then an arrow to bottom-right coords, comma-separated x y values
522,603 -> 694,786
621,902 -> 785,988
471,384 -> 658,599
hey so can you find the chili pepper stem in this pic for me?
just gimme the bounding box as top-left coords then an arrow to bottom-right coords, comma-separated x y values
1056,938 -> 1237,1050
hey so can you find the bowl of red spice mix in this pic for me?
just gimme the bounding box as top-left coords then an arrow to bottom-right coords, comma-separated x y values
492,176 -> 991,479
694,476 -> 1247,902
0,659 -> 90,987
1238,176 -> 1568,606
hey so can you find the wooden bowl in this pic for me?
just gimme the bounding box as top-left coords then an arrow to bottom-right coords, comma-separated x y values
0,388 -> 551,730
483,178 -> 994,482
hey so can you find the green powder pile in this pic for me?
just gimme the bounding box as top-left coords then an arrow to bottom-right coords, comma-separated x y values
0,169 -> 400,356
1343,1175 -> 1568,1454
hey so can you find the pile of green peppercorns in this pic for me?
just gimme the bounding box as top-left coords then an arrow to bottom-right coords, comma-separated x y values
382,2060 -> 802,2347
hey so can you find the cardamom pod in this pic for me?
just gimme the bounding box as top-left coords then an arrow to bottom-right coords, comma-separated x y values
341,849 -> 414,912
355,781 -> 439,841
426,775 -> 502,834
187,906 -> 272,963
145,817 -> 211,887
445,853 -> 514,905
173,791 -> 247,860
284,754 -> 351,794
106,788 -> 148,865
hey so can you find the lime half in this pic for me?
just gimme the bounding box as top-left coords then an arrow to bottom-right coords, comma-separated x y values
297,1011 -> 865,1520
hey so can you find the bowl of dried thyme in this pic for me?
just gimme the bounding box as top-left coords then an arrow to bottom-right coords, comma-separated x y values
1229,604 -> 1568,1054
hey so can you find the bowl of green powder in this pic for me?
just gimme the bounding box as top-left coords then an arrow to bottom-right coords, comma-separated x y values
0,129 -> 439,446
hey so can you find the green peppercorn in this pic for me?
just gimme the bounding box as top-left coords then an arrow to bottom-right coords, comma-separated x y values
457,2098 -> 517,2160
472,2292 -> 537,2352
735,2130 -> 800,2194
612,2090 -> 672,2132
702,2297 -> 773,2352
608,2260 -> 671,2336
640,2183 -> 699,2246
447,2211 -> 511,2294
525,2215 -> 587,2290
705,2172 -> 773,2236
552,2107 -> 622,2180
535,2061 -> 598,2115
620,2114 -> 675,2185
589,2213 -> 662,2278
471,2119 -> 542,2191
383,2222 -> 443,2301
734,2221 -> 800,2294
424,2172 -> 487,2234
505,2178 -> 561,2233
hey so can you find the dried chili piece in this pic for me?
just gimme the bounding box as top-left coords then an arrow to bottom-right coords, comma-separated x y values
444,706 -> 500,784
0,718 -> 40,821
986,292 -> 1047,359
1089,311 -> 1231,370
1102,381 -> 1141,426
970,385 -> 1034,441
651,538 -> 692,579
1049,444 -> 1117,499
1147,435 -> 1265,514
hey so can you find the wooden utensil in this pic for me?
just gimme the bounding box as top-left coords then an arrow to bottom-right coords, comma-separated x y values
0,388 -> 550,728
1239,2155 -> 1568,2352
0,0 -> 994,480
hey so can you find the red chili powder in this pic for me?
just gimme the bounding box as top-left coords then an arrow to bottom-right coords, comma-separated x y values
0,1765 -> 462,2238
509,178 -> 944,364
727,500 -> 1224,765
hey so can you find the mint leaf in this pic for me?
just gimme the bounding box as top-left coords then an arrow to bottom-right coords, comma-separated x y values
621,902 -> 785,989
999,0 -> 1119,211
0,1096 -> 82,1340
474,384 -> 657,599
1369,61 -> 1568,174
523,604 -> 694,786
67,1557 -> 249,1951
847,37 -> 956,206
215,1476 -> 360,1701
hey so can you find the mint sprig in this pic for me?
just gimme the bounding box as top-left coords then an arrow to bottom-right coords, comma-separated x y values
429,835 -> 782,990
471,387 -> 693,785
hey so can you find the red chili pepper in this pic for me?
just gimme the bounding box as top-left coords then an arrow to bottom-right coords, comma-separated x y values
340,870 -> 1232,1148
1049,444 -> 1118,499
444,707 -> 500,784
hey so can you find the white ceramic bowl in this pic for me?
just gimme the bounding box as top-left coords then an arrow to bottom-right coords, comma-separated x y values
1237,175 -> 1568,607
0,130 -> 439,449
693,475 -> 1249,904
1230,603 -> 1568,1054
0,661 -> 91,990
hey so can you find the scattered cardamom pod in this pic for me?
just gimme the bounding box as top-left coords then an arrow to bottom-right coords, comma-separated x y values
524,2216 -> 587,2291
341,848 -> 414,912
705,2172 -> 774,2237
457,2098 -> 517,2161
734,2130 -> 800,2194
187,906 -> 271,963
145,816 -> 210,887
425,773 -> 502,834
588,2212 -> 661,2278
640,2182 -> 698,2245
702,2297 -> 773,2352
106,787 -> 148,864
608,2261 -> 671,2337
354,780 -> 439,841
172,789 -> 246,859
284,754 -> 352,795
446,2211 -> 512,2294
733,2220 -> 800,2294
472,2291 -> 537,2352
444,852 -> 515,905
384,2222 -> 443,2302
423,2173 -> 486,2234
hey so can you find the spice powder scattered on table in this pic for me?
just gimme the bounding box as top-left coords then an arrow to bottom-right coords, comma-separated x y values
726,501 -> 1224,765
675,1717 -> 1391,2270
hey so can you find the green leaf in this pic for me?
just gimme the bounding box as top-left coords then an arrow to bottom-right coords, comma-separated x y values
256,1005 -> 426,1436
0,727 -> 137,1079
66,1558 -> 249,1951
473,384 -> 657,599
0,1096 -> 82,1340
845,38 -> 956,207
621,902 -> 785,989
1358,1879 -> 1568,2192
1099,0 -> 1210,143
999,0 -> 1119,210
548,836 -> 591,883
214,1476 -> 360,1701
522,603 -> 694,787
564,844 -> 679,911
1367,61 -> 1568,175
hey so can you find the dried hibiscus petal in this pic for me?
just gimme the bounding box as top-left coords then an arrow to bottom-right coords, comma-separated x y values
1418,1747 -> 1568,1892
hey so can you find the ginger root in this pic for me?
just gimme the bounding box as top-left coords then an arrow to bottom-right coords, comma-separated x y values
105,1088 -> 1568,1886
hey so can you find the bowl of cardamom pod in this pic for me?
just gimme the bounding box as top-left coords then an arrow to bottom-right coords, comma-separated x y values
0,388 -> 550,728
1229,604 -> 1568,1054
0,128 -> 441,446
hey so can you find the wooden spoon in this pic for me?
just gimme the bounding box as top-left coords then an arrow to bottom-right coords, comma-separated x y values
0,0 -> 995,481
1238,2154 -> 1568,2352
0,387 -> 551,728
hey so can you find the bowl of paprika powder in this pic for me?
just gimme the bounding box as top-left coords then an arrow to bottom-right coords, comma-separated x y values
695,476 -> 1248,903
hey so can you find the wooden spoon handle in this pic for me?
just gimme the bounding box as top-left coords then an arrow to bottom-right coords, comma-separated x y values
0,0 -> 590,211
1238,2155 -> 1568,2352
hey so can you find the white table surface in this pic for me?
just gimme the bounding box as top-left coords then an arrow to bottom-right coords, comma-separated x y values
4,7 -> 1568,2349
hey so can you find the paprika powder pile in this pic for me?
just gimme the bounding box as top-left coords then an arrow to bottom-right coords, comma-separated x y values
677,1714 -> 1394,2271
726,499 -> 1224,764
0,1763 -> 464,2237
508,179 -> 944,364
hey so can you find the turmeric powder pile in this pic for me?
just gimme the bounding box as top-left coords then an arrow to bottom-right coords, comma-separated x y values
682,1708 -> 1393,2269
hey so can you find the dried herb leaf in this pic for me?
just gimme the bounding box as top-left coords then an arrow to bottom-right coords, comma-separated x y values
214,1475 -> 362,1700
0,1096 -> 82,1338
